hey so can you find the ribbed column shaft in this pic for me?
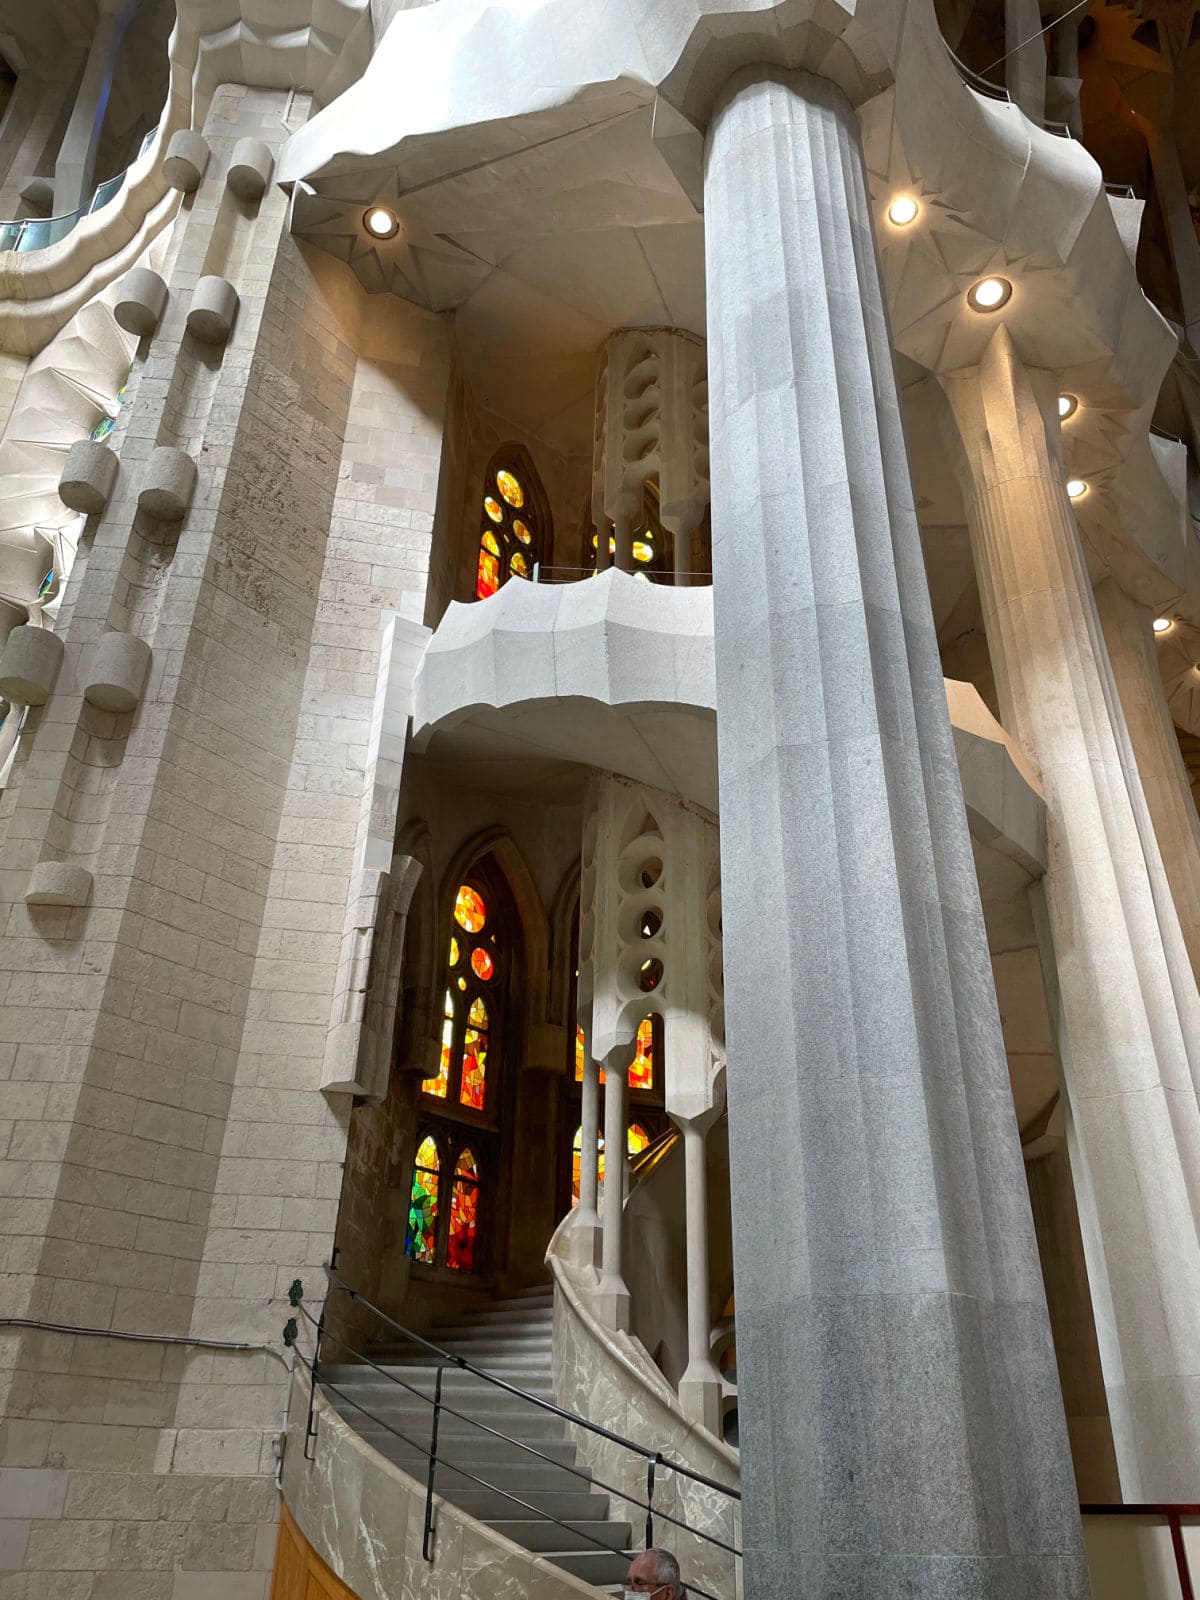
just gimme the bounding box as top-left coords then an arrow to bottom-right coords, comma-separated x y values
704,67 -> 1086,1596
944,328 -> 1200,1499
1097,576 -> 1200,985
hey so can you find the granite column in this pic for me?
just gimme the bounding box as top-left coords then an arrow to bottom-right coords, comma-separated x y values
704,66 -> 1087,1595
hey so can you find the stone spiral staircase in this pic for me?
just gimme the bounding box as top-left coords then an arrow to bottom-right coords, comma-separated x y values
319,1284 -> 633,1589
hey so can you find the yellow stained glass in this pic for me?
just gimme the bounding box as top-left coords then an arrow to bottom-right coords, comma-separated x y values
629,1018 -> 653,1091
482,529 -> 500,557
510,551 -> 530,578
457,975 -> 467,991
628,1123 -> 651,1157
513,520 -> 533,546
496,470 -> 524,508
632,540 -> 654,564
575,1024 -> 585,1083
422,997 -> 453,1097
449,937 -> 460,967
454,886 -> 486,932
591,533 -> 617,555
460,1028 -> 487,1109
468,996 -> 488,1028
484,496 -> 504,523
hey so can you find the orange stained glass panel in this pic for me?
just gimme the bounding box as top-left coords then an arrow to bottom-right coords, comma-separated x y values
513,520 -> 532,545
571,1125 -> 605,1207
496,469 -> 524,508
460,1028 -> 487,1110
629,1018 -> 653,1091
574,1024 -> 585,1082
482,529 -> 501,557
454,885 -> 487,932
510,550 -> 530,578
476,550 -> 500,599
484,496 -> 504,523
632,539 -> 654,564
628,1123 -> 651,1157
471,947 -> 495,981
468,996 -> 488,1028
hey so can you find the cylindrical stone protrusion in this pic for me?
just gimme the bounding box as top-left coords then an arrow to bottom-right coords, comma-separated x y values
163,129 -> 210,192
59,438 -> 118,515
25,860 -> 92,907
115,266 -> 168,337
186,275 -> 239,345
137,447 -> 196,521
0,624 -> 64,705
226,137 -> 273,201
0,599 -> 23,652
83,631 -> 152,713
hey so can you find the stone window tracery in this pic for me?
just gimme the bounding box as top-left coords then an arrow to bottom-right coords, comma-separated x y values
422,883 -> 500,1112
405,1131 -> 483,1272
476,451 -> 545,598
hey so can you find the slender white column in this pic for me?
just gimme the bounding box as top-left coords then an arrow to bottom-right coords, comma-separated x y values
572,1009 -> 603,1269
613,509 -> 635,574
1096,576 -> 1200,985
944,327 -> 1200,1499
705,66 -> 1086,1596
595,1047 -> 630,1330
1005,0 -> 1048,123
1146,120 -> 1200,349
673,1112 -> 723,1434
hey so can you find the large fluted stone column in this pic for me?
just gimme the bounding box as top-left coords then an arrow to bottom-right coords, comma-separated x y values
1096,576 -> 1200,984
704,67 -> 1086,1596
944,328 -> 1200,1500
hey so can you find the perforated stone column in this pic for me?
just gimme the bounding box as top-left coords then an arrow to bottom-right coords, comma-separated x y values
944,327 -> 1200,1501
1095,575 -> 1200,985
704,67 -> 1087,1595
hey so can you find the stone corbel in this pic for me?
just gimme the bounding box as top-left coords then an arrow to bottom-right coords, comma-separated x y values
321,854 -> 423,1100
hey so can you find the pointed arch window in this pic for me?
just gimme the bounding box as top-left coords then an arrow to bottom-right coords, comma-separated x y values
422,883 -> 501,1113
448,1148 -> 480,1271
476,453 -> 546,599
406,1134 -> 440,1263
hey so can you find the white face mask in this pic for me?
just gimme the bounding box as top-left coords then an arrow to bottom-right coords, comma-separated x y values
624,1589 -> 665,1600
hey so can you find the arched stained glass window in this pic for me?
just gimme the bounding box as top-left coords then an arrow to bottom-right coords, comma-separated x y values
423,882 -> 500,1113
406,1135 -> 440,1263
574,1017 -> 654,1090
448,1148 -> 480,1271
590,483 -> 672,582
475,455 -> 545,599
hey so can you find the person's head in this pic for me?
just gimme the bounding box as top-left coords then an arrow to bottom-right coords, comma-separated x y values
625,1547 -> 685,1600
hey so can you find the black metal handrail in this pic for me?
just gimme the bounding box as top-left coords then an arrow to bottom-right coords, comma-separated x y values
284,1270 -> 740,1600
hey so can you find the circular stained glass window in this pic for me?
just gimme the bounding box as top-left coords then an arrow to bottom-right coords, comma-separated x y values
484,497 -> 504,523
471,947 -> 495,981
633,540 -> 654,564
496,470 -> 524,508
454,885 -> 487,932
513,520 -> 532,546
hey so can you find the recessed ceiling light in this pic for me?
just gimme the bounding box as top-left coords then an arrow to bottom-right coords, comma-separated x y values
363,205 -> 399,240
967,276 -> 1012,311
887,195 -> 919,226
1058,393 -> 1078,419
1152,616 -> 1173,633
1066,478 -> 1087,500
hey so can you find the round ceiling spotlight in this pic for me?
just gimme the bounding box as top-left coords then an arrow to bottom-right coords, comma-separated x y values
1058,393 -> 1079,420
1152,616 -> 1173,634
1066,478 -> 1088,500
967,276 -> 1012,312
363,205 -> 399,240
887,195 -> 919,226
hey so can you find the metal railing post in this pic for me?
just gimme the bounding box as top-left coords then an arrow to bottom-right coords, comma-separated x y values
304,1304 -> 325,1460
645,1453 -> 659,1549
423,1366 -> 444,1561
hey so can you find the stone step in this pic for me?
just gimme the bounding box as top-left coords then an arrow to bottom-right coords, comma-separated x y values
485,1519 -> 632,1555
349,1425 -> 579,1468
426,1310 -> 553,1337
446,1487 -> 610,1522
543,1548 -> 632,1586
363,1444 -> 592,1494
372,1334 -> 552,1361
328,1397 -> 568,1441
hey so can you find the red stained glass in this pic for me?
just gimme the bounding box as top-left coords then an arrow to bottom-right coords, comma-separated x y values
448,1148 -> 479,1271
405,1135 -> 439,1262
471,947 -> 495,981
454,886 -> 487,932
476,549 -> 500,599
460,1028 -> 487,1109
629,1018 -> 653,1091
572,1125 -> 605,1207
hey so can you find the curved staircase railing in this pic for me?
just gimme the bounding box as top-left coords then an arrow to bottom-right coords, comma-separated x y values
284,1266 -> 741,1600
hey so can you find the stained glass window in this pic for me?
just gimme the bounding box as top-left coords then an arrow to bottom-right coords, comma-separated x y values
476,456 -> 544,599
590,482 -> 671,581
424,883 -> 498,1114
628,1124 -> 651,1157
572,1125 -> 605,1208
574,1018 -> 654,1089
422,991 -> 453,1098
405,1135 -> 440,1263
455,885 -> 486,932
448,1148 -> 480,1271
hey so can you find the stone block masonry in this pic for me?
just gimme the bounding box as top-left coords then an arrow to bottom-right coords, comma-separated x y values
0,80 -> 453,1598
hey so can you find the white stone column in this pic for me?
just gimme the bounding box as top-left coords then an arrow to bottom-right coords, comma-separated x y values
672,1109 -> 723,1435
705,67 -> 1086,1596
1096,576 -> 1200,985
595,1045 -> 631,1330
1005,0 -> 1048,123
944,327 -> 1200,1500
572,1006 -> 603,1269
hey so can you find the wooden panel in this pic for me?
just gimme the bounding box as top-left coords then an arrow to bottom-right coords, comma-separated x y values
270,1504 -> 361,1600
